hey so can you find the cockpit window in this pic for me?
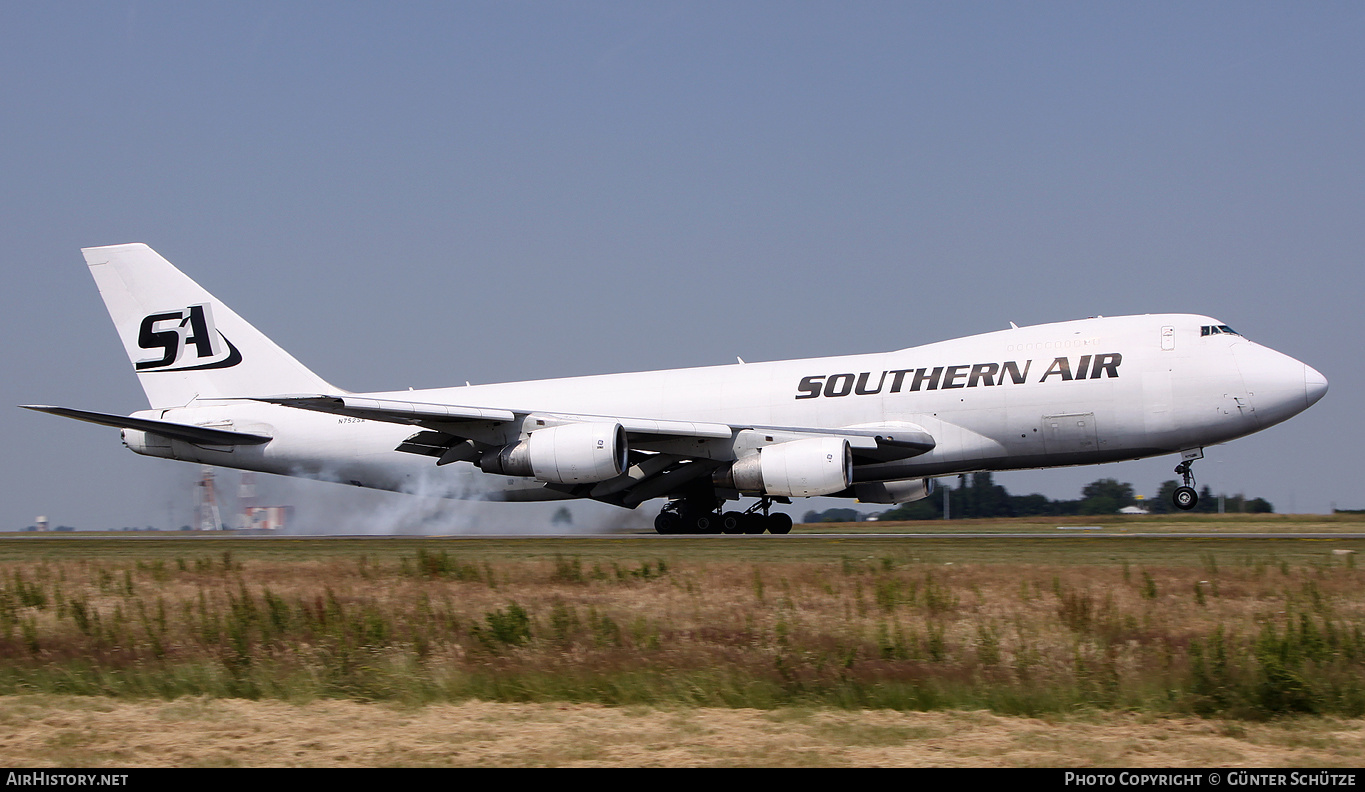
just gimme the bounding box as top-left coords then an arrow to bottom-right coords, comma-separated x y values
1200,325 -> 1242,337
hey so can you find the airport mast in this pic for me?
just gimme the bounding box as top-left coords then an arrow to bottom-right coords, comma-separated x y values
195,466 -> 223,531
238,472 -> 256,530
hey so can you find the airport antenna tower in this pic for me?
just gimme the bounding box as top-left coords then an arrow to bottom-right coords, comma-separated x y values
238,472 -> 256,530
195,466 -> 223,531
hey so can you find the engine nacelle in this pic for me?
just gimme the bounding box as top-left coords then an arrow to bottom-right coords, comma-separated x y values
716,436 -> 851,497
854,477 -> 936,504
479,422 -> 628,484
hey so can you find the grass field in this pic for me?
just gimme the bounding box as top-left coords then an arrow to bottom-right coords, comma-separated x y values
5,695 -> 1363,767
3,514 -> 1364,723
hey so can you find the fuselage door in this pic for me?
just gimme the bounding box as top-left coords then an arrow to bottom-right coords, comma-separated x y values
1161,325 -> 1175,351
1042,412 -> 1098,454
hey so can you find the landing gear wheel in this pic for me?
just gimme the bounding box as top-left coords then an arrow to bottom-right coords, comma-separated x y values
689,511 -> 717,534
654,512 -> 681,534
657,489 -> 726,535
721,511 -> 745,534
732,497 -> 794,535
1173,457 -> 1200,512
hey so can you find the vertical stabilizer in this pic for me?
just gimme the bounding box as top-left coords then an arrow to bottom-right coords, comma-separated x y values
83,243 -> 337,408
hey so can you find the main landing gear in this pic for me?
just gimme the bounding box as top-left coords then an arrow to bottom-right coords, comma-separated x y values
654,496 -> 793,535
1172,459 -> 1199,511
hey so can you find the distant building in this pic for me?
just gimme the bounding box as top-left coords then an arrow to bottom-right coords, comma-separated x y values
243,505 -> 292,531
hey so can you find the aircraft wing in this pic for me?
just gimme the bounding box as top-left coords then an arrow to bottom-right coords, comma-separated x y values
254,394 -> 736,439
21,405 -> 272,446
258,393 -> 935,506
257,394 -> 933,454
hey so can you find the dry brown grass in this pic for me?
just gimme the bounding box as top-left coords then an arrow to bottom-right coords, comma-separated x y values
2,695 -> 1363,767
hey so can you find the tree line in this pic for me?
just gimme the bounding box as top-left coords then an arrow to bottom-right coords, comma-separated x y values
804,472 -> 1273,523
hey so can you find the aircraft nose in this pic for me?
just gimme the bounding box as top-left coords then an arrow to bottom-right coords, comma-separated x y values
1305,364 -> 1328,408
1233,343 -> 1325,427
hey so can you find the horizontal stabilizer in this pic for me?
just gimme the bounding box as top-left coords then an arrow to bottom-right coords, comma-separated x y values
20,405 -> 271,446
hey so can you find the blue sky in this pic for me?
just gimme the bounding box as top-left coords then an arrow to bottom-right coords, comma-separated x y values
3,2 -> 1361,531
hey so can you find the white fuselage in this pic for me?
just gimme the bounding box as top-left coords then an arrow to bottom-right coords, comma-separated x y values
126,313 -> 1325,504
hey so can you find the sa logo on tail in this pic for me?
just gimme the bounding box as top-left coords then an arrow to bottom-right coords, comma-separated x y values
135,304 -> 241,372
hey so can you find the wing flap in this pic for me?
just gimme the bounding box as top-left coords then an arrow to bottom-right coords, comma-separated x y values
394,430 -> 461,458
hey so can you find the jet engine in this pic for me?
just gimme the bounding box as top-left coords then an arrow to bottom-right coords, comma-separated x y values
714,436 -> 852,497
853,477 -> 936,504
478,422 -> 628,484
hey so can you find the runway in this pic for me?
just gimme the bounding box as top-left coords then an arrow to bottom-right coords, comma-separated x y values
6,531 -> 1365,540
788,532 -> 1365,540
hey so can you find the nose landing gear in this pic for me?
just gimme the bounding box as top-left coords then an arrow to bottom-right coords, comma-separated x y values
1173,459 -> 1199,511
